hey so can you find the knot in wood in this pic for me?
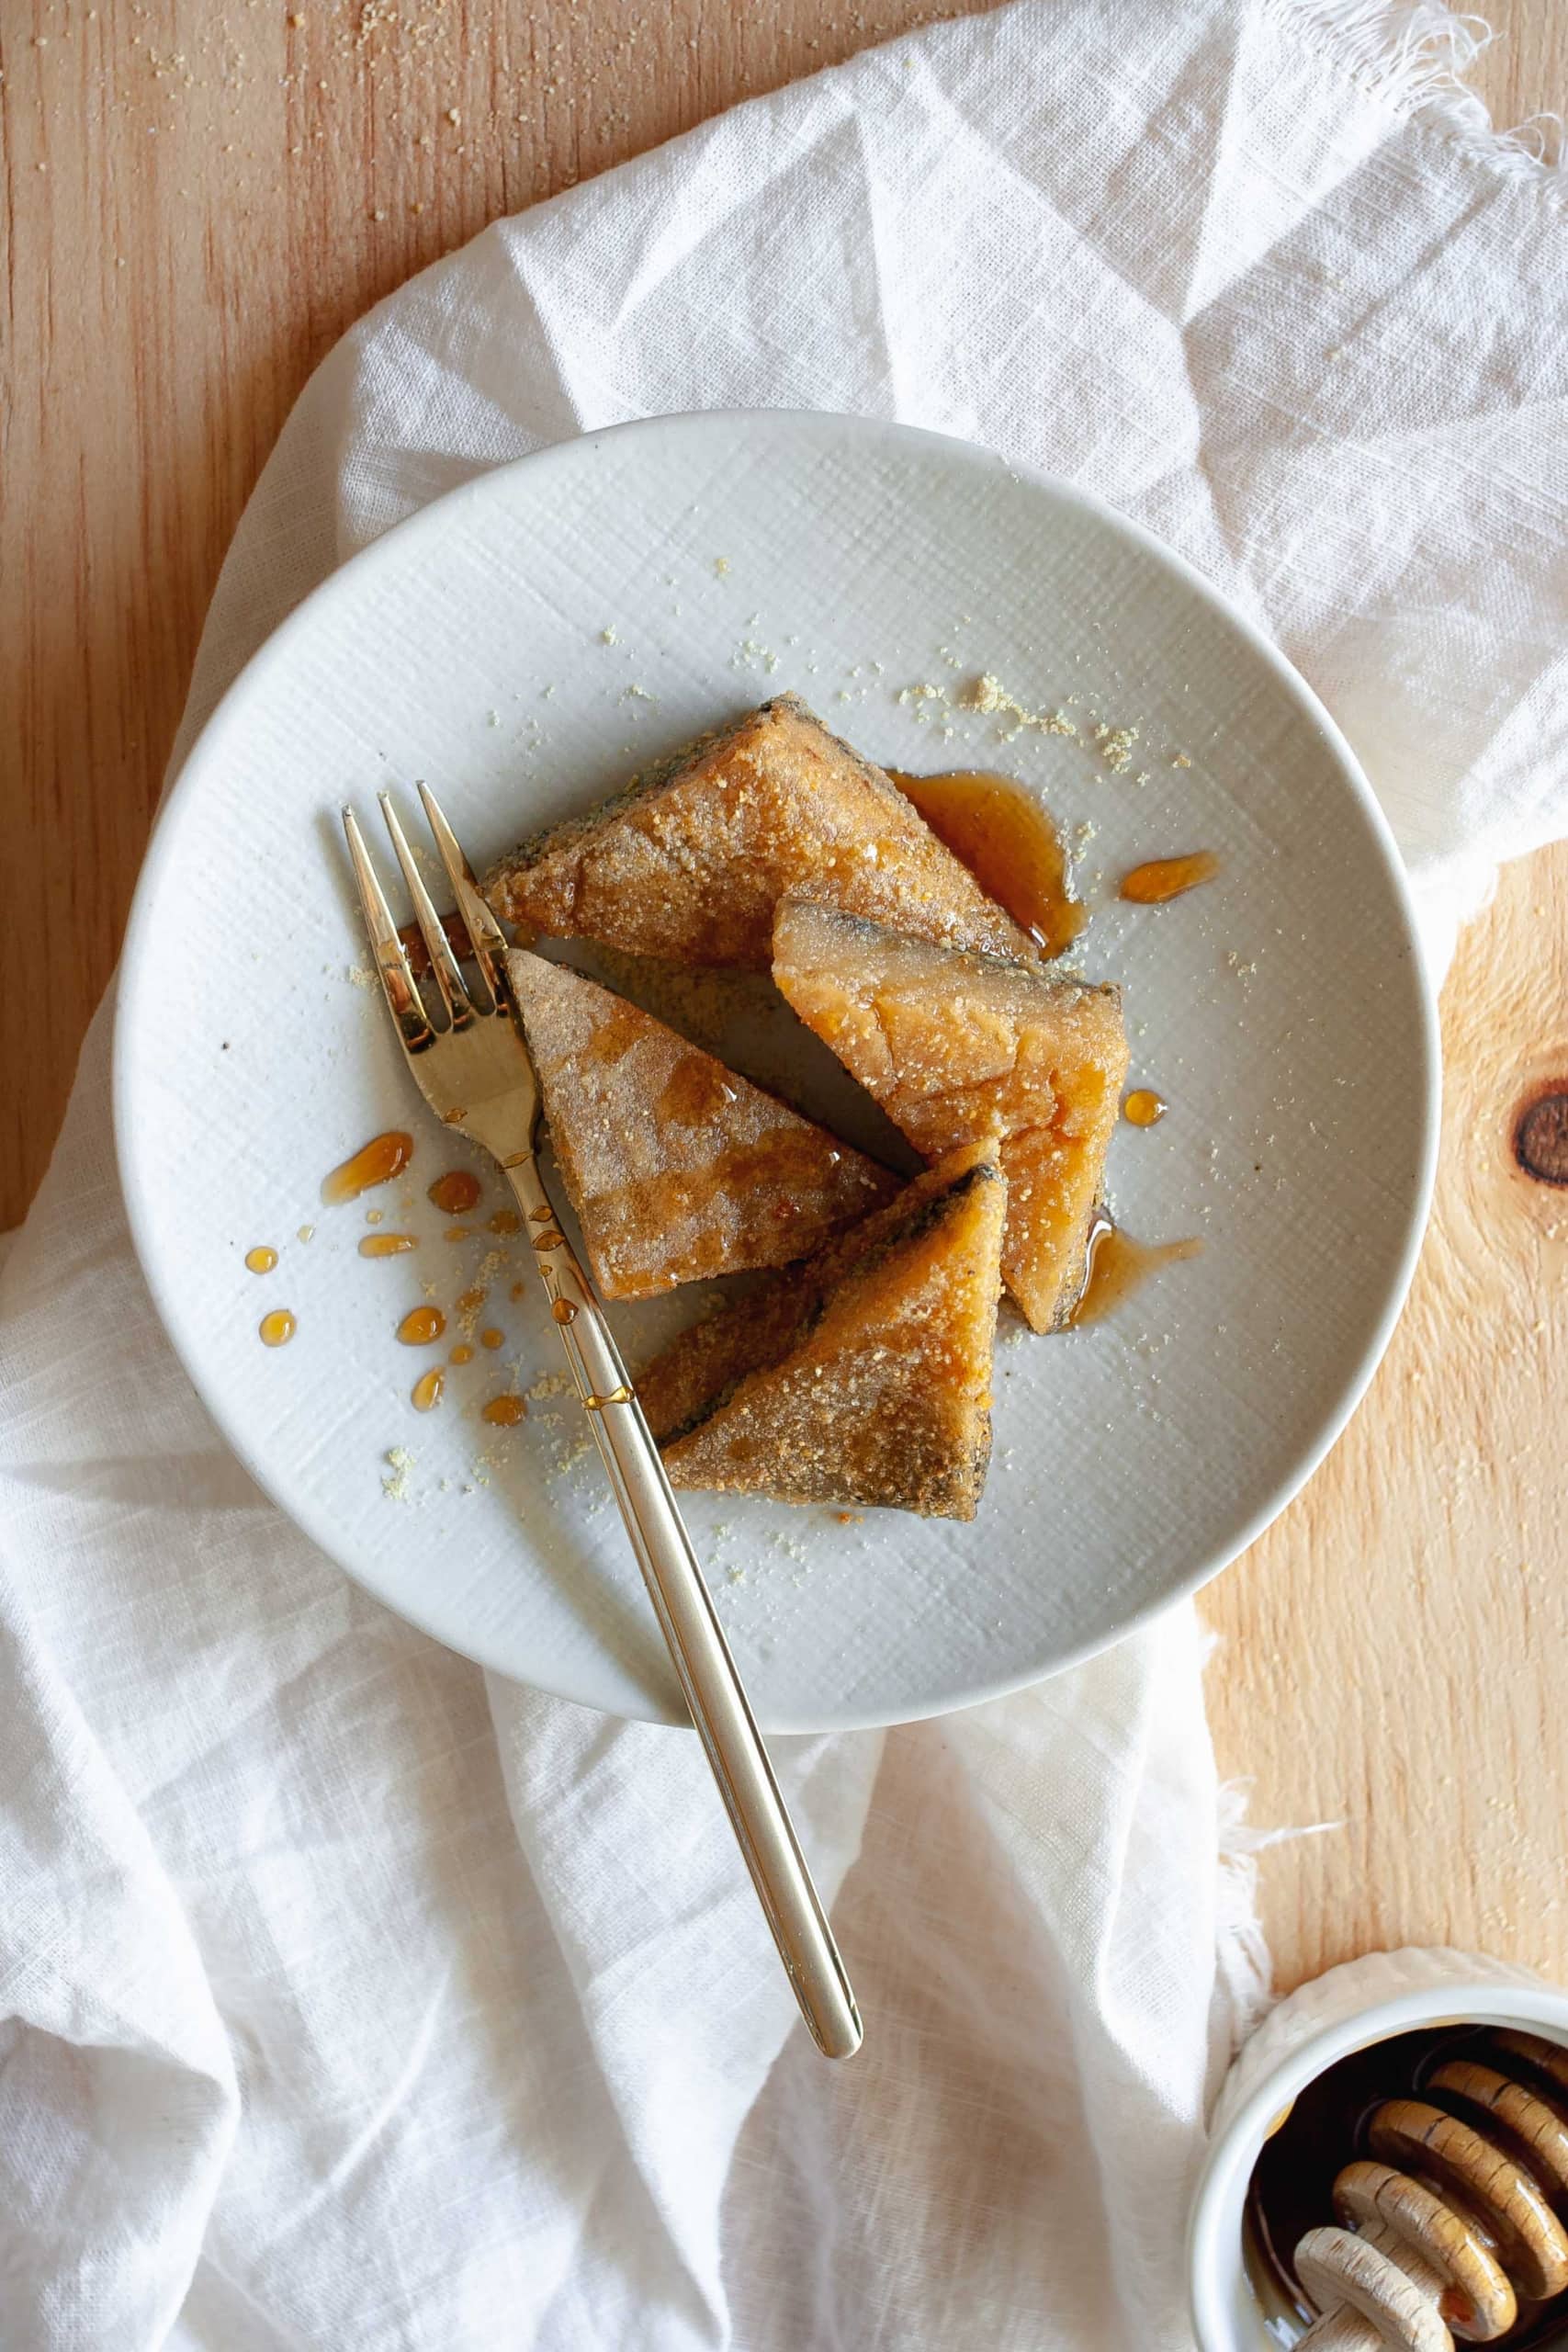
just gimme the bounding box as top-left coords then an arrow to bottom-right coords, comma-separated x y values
1516,1090 -> 1568,1187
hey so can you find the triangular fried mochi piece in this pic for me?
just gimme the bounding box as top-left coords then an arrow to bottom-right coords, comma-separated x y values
640,1143 -> 1007,1521
507,950 -> 897,1299
487,694 -> 1037,970
772,898 -> 1128,1332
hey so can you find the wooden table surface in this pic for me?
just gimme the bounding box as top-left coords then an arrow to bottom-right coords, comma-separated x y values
6,1 -> 1565,1997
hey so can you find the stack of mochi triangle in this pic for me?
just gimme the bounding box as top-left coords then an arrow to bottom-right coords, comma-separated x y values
492,693 -> 1128,1521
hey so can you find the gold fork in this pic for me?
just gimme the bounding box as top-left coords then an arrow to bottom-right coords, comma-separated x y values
342,786 -> 863,2061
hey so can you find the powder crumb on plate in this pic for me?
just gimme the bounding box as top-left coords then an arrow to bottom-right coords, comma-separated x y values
599,626 -> 618,646
957,672 -> 1076,736
1090,721 -> 1139,773
382,1446 -> 414,1502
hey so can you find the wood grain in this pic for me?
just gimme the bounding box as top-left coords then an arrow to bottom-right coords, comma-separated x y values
3,0 -> 1565,1994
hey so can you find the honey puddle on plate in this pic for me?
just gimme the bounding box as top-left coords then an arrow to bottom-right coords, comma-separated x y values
891,769 -> 1086,957
1120,851 -> 1219,905
1069,1216 -> 1201,1327
428,1169 -> 481,1216
321,1130 -> 414,1204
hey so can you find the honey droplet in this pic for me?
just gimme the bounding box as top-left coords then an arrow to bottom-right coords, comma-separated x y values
528,1204 -> 555,1224
397,1306 -> 446,1345
479,1327 -> 504,1350
258,1308 -> 296,1347
429,1169 -> 481,1216
532,1228 -> 565,1251
365,1208 -> 384,1226
488,1208 -> 522,1236
359,1232 -> 417,1258
448,1343 -> 475,1365
481,1394 -> 526,1426
891,769 -> 1086,957
244,1245 -> 278,1274
1120,851 -> 1219,906
445,1225 -> 474,1241
1122,1090 -> 1168,1128
321,1130 -> 414,1205
1068,1217 -> 1201,1328
551,1297 -> 578,1324
510,1281 -> 525,1302
411,1367 -> 445,1412
457,1287 -> 485,1314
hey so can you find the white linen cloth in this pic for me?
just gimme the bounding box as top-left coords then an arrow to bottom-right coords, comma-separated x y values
5,3 -> 1567,2346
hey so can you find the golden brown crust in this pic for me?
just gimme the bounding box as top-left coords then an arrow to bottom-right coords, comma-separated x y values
486,695 -> 1038,970
508,949 -> 898,1299
645,1145 -> 1007,1521
772,898 -> 1129,1332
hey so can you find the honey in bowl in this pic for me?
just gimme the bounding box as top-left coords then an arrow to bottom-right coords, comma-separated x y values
1245,2025 -> 1568,2349
891,769 -> 1086,957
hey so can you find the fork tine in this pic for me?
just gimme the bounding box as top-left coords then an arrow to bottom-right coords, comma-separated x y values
378,793 -> 474,1030
417,784 -> 507,1015
342,808 -> 435,1056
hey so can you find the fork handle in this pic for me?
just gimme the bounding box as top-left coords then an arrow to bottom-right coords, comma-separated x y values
502,1154 -> 863,2062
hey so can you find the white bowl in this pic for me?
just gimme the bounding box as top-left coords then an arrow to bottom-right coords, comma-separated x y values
1189,1947 -> 1568,2349
114,411 -> 1438,1727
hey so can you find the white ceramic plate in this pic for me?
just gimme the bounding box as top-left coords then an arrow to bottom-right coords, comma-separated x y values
115,412 -> 1438,1731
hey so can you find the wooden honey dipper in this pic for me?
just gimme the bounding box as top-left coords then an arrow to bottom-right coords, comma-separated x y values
1292,2030 -> 1568,2350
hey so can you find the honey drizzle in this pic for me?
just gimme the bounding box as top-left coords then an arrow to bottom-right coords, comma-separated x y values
258,1308 -> 297,1347
411,1367 -> 445,1412
1120,851 -> 1219,905
396,1306 -> 446,1345
479,1328 -> 504,1350
244,1246 -> 278,1274
657,1055 -> 739,1126
890,769 -> 1086,957
1068,1215 -> 1202,1327
321,1130 -> 413,1205
582,1385 -> 633,1412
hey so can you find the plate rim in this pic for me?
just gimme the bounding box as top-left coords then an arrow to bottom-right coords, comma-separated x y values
112,407 -> 1442,1730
